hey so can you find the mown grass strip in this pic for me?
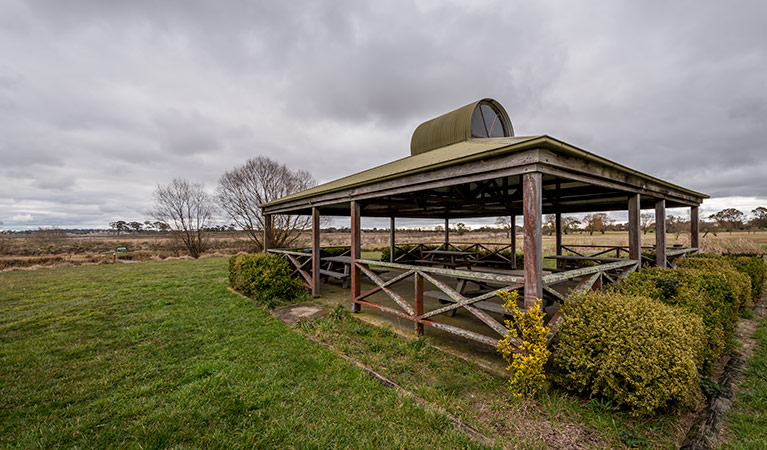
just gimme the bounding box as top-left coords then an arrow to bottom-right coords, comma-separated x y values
723,315 -> 767,449
0,258 -> 490,449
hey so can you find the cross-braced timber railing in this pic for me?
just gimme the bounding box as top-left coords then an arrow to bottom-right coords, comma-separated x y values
352,257 -> 638,349
392,242 -> 516,266
268,249 -> 313,289
560,244 -> 698,267
391,243 -> 466,263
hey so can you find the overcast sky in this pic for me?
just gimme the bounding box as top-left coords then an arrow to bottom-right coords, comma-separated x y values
1,0 -> 765,230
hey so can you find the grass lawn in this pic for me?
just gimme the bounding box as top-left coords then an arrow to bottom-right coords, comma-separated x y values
299,307 -> 686,448
0,258 -> 487,449
722,315 -> 767,449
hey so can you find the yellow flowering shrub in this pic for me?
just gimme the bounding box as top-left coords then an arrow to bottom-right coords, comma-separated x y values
495,290 -> 550,399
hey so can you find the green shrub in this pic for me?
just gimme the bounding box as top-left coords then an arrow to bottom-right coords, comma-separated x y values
676,256 -> 751,307
321,247 -> 350,258
618,266 -> 743,371
228,253 -> 306,307
553,291 -> 705,415
725,255 -> 765,299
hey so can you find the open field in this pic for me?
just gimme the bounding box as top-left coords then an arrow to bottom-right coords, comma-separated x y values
0,258 -> 489,449
2,229 -> 765,271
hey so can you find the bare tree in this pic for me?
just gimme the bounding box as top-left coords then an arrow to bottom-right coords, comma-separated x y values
217,156 -> 317,250
151,178 -> 214,258
583,213 -> 613,235
640,213 -> 654,235
562,216 -> 581,234
494,216 -> 512,238
665,215 -> 686,239
543,214 -> 556,236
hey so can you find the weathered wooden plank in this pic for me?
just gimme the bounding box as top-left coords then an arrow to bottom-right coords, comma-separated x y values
574,272 -> 601,292
628,194 -> 641,266
357,263 -> 415,316
421,283 -> 524,319
263,214 -> 272,252
555,212 -> 562,257
510,214 -> 517,269
422,320 -> 500,347
389,217 -> 395,263
414,273 -> 424,336
285,254 -> 313,285
523,172 -> 543,308
542,260 -> 637,285
351,201 -> 361,312
690,206 -> 700,252
311,207 -> 321,298
543,285 -> 566,303
356,258 -> 524,284
655,199 -> 666,268
419,272 -> 508,337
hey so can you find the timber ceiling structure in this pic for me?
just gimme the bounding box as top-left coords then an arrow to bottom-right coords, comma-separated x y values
261,99 -> 708,218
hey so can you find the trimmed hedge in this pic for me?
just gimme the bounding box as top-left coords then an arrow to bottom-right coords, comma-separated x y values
681,254 -> 765,300
229,253 -> 306,307
618,266 -> 743,371
553,291 -> 705,416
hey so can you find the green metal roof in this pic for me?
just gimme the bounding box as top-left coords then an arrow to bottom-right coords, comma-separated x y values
262,136 -> 541,207
261,134 -> 708,210
410,98 -> 512,155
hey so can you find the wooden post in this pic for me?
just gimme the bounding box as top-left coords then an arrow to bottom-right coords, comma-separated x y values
523,172 -> 543,309
389,217 -> 395,263
690,206 -> 700,252
263,214 -> 272,252
350,201 -> 361,312
655,199 -> 666,268
628,194 -> 641,267
510,214 -> 517,270
414,273 -> 424,336
555,212 -> 562,256
444,218 -> 449,247
311,207 -> 320,298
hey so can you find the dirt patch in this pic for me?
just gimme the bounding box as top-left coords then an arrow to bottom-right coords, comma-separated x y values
272,302 -> 330,326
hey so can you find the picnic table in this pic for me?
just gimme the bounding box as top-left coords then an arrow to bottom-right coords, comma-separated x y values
545,254 -> 627,271
418,249 -> 478,269
320,256 -> 387,289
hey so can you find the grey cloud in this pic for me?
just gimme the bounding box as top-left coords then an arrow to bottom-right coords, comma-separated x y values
0,0 -> 766,230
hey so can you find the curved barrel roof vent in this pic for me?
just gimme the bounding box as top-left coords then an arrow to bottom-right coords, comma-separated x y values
410,98 -> 514,156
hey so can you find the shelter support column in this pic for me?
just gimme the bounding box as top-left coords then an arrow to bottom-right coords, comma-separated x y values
555,212 -> 562,256
263,214 -> 272,253
523,172 -> 543,309
414,273 -> 424,336
690,206 -> 700,252
311,207 -> 320,298
655,199 -> 666,268
444,218 -> 449,246
510,214 -> 517,270
389,217 -> 395,263
628,194 -> 641,268
350,201 -> 361,312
